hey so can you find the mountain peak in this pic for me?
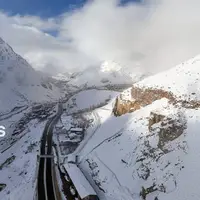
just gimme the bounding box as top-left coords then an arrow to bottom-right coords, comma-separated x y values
100,60 -> 123,72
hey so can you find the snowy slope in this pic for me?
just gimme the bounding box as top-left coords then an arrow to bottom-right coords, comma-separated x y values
0,37 -> 61,112
135,55 -> 200,101
75,55 -> 200,200
53,60 -> 145,88
0,38 -> 62,199
64,89 -> 118,113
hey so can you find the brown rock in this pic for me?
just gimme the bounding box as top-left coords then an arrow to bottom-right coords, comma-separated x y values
113,96 -> 141,116
157,116 -> 187,152
149,112 -> 165,131
113,86 -> 200,117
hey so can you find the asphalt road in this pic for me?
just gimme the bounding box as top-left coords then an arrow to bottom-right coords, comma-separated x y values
37,103 -> 63,200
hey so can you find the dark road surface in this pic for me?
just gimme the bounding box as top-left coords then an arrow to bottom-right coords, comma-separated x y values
37,103 -> 63,200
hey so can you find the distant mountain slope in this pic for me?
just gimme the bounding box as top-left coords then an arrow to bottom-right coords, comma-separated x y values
78,55 -> 200,200
53,60 -> 145,88
0,37 -> 61,112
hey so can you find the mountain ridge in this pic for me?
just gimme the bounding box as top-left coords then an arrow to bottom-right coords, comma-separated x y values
0,37 -> 61,112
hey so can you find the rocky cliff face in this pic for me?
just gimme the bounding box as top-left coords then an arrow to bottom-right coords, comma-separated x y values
113,95 -> 140,116
113,86 -> 200,117
113,86 -> 175,116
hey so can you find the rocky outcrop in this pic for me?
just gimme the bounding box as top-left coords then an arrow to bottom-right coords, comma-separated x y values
131,86 -> 175,106
113,96 -> 141,116
157,115 -> 187,152
113,87 -> 175,116
113,86 -> 200,116
149,111 -> 187,152
148,112 -> 165,131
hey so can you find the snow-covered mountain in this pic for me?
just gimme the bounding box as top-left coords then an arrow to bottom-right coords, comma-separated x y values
0,37 -> 61,112
75,55 -> 200,200
0,37 -> 70,200
4,33 -> 200,200
53,60 -> 145,88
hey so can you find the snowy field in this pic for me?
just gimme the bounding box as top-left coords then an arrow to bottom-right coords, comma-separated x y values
65,89 -> 119,113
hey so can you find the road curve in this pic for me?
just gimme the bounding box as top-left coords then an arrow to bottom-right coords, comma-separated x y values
37,103 -> 63,200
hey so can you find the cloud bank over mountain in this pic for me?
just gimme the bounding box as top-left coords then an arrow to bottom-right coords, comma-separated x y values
1,0 -> 200,74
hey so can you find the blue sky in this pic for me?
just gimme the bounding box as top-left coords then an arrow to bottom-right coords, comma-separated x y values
0,0 -> 140,17
0,0 -> 87,17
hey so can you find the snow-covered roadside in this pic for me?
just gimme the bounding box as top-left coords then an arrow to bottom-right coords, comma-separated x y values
0,120 -> 46,200
56,89 -> 119,161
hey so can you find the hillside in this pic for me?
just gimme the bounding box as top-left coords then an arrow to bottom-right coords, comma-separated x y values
0,37 -> 64,200
0,37 -> 61,113
76,55 -> 200,200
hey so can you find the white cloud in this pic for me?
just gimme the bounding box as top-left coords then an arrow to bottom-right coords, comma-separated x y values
60,0 -> 200,73
1,0 -> 200,75
0,11 -> 96,74
13,15 -> 60,31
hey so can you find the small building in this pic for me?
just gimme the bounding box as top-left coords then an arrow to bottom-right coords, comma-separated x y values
55,124 -> 64,129
32,104 -> 42,111
69,127 -> 84,135
67,154 -> 78,164
64,163 -> 99,200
